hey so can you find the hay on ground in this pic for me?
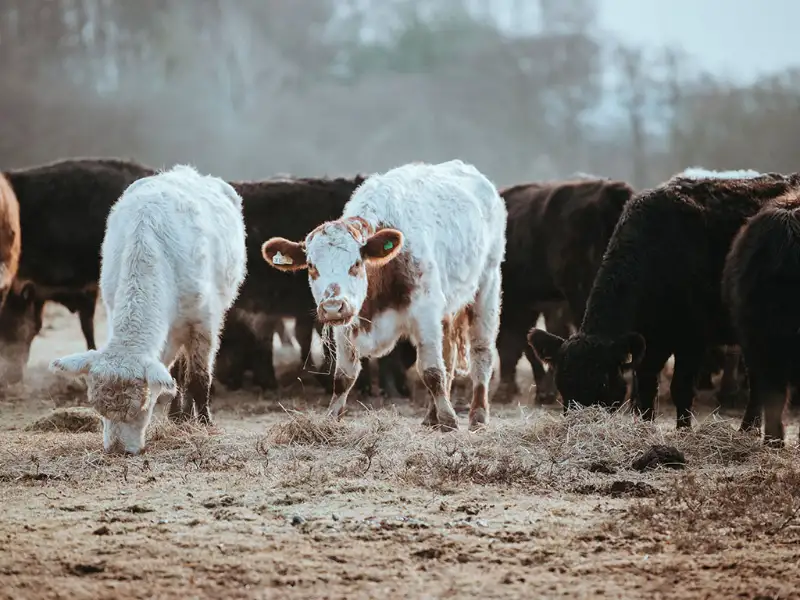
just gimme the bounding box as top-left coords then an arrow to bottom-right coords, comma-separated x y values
25,407 -> 102,433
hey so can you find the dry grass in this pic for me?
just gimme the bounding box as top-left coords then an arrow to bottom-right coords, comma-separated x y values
2,405 -> 782,491
24,406 -> 102,433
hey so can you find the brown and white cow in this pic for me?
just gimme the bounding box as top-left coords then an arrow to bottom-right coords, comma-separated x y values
262,160 -> 507,431
0,172 -> 21,305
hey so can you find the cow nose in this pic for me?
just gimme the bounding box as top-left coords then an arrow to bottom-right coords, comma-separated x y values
319,298 -> 345,318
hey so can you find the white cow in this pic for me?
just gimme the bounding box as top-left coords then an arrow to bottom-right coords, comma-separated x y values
262,159 -> 506,431
49,164 -> 247,454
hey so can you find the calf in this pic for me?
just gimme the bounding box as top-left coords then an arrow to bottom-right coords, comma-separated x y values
722,187 -> 800,444
0,157 -> 155,382
223,174 -> 414,397
262,159 -> 507,430
0,172 -> 21,305
49,165 -> 247,454
529,170 -> 800,429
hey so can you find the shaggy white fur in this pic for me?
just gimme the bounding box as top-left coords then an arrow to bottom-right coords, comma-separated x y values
49,164 -> 247,455
262,159 -> 506,431
680,167 -> 762,180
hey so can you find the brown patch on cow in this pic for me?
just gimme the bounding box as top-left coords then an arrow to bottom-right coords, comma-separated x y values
356,250 -> 419,334
422,367 -> 446,398
344,216 -> 374,244
0,173 -> 21,290
470,382 -> 488,414
324,283 -> 342,298
333,373 -> 356,396
348,261 -> 364,277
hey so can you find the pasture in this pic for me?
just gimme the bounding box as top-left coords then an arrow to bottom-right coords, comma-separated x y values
1,303 -> 799,599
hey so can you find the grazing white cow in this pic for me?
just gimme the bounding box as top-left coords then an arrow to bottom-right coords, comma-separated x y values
49,165 -> 247,454
262,159 -> 506,431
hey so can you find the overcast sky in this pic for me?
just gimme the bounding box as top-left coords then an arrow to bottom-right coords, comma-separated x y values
598,0 -> 800,81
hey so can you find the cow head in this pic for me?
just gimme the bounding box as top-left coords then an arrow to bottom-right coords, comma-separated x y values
0,281 -> 40,387
49,351 -> 176,454
262,217 -> 404,326
528,328 -> 645,411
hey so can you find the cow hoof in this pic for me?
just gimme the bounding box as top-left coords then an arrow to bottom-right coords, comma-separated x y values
536,392 -> 559,405
435,411 -> 458,432
764,436 -> 785,449
492,382 -> 517,404
468,408 -> 489,431
421,414 -> 438,428
196,413 -> 214,427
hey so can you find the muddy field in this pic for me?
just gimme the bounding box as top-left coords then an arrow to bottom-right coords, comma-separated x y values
1,305 -> 800,599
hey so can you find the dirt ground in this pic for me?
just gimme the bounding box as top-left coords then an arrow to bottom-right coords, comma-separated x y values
1,305 -> 800,600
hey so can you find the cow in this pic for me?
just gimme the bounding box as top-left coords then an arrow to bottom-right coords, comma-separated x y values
262,159 -> 507,431
722,186 -> 800,445
0,171 -> 21,306
0,157 -> 156,383
221,174 -> 415,398
49,165 -> 248,454
0,281 -> 39,386
494,178 -> 635,404
0,160 -> 411,396
528,170 -> 800,429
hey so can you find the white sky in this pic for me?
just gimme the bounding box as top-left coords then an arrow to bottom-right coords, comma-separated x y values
598,0 -> 800,81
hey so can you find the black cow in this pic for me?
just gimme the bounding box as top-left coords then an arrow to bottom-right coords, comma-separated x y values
529,171 -> 800,428
0,157 -> 156,383
723,187 -> 800,444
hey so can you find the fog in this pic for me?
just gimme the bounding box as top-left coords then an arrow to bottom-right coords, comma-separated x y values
1,0 -> 797,189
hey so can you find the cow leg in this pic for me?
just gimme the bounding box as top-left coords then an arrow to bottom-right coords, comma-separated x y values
378,354 -> 401,398
422,319 -> 456,427
495,312 -> 533,403
670,347 -> 704,429
632,346 -> 671,422
77,290 -> 98,350
168,354 -> 190,422
468,270 -> 502,431
717,346 -> 743,408
695,346 -> 719,391
356,357 -> 374,396
412,306 -> 457,431
378,342 -> 415,398
186,325 -> 216,426
275,318 -> 293,347
326,328 -> 361,419
251,318 -> 278,390
747,365 -> 787,447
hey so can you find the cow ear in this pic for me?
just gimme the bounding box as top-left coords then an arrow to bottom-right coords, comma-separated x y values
528,328 -> 565,364
616,332 -> 646,370
49,350 -> 99,378
144,360 -> 177,398
362,229 -> 403,265
261,238 -> 307,271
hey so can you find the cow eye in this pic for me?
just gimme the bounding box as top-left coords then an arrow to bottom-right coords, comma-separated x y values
349,260 -> 363,276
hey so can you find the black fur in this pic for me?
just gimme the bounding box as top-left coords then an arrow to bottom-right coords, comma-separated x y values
529,171 -> 800,428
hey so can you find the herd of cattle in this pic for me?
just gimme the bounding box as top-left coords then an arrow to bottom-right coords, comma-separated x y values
0,157 -> 797,453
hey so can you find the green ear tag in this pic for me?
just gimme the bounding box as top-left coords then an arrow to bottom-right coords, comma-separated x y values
383,241 -> 394,251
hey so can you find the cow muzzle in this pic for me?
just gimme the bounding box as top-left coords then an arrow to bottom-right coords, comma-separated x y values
317,298 -> 354,325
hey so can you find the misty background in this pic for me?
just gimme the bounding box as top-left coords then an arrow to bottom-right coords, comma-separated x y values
1,0 -> 798,190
